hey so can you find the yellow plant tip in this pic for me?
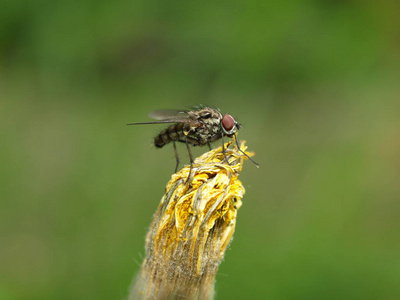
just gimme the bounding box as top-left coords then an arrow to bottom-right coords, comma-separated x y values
130,139 -> 255,300
169,138 -> 255,185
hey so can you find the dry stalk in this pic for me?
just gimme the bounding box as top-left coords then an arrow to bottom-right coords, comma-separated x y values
128,139 -> 254,300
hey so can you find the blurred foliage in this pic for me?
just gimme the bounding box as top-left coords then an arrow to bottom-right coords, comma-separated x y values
1,0 -> 400,299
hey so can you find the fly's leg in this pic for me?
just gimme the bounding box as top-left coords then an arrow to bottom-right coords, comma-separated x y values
173,141 -> 180,173
185,137 -> 194,184
207,142 -> 212,151
221,135 -> 231,165
234,133 -> 259,167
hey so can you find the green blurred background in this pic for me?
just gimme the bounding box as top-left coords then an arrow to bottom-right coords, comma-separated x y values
1,0 -> 400,299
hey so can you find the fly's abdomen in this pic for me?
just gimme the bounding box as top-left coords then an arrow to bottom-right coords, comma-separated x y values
155,123 -> 186,148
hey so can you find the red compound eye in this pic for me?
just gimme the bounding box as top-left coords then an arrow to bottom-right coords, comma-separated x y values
222,114 -> 235,132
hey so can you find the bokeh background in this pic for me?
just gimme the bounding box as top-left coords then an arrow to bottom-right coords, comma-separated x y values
1,0 -> 400,299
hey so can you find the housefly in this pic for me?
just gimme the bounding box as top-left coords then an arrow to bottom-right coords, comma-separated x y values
128,107 -> 258,179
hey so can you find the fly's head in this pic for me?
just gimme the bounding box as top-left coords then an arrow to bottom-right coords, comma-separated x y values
221,114 -> 241,137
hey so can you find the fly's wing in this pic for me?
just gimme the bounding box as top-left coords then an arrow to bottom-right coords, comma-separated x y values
148,109 -> 189,121
127,109 -> 199,126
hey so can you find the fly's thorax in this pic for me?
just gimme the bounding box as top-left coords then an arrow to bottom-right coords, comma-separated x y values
180,107 -> 222,145
186,107 -> 222,121
187,113 -> 222,145
203,113 -> 223,135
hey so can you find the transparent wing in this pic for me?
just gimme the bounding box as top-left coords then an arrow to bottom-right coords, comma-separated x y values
127,109 -> 192,126
148,109 -> 189,121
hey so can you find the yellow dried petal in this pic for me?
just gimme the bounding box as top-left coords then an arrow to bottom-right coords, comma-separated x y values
129,138 -> 255,300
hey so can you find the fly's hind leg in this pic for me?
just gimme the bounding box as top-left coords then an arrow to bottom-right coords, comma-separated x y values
207,142 -> 212,151
173,141 -> 180,173
184,138 -> 194,185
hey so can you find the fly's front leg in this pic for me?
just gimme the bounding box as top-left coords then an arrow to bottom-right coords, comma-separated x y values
233,133 -> 259,167
221,135 -> 231,165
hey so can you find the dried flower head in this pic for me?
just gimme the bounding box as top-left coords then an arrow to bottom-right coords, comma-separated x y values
129,138 -> 255,300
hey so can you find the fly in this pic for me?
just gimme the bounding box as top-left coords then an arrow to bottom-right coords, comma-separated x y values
128,107 -> 258,181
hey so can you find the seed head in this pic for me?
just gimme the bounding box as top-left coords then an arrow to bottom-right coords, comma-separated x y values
129,138 -> 255,300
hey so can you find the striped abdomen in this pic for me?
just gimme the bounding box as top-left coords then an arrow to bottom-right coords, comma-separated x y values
155,123 -> 188,148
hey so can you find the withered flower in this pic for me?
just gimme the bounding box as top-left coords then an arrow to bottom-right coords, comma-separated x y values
129,138 -> 254,300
